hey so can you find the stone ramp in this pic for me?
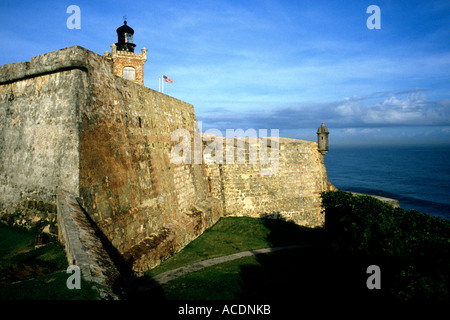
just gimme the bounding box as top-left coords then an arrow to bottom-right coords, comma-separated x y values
56,190 -> 120,299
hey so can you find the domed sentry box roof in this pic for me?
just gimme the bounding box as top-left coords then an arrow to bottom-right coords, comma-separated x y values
317,122 -> 329,134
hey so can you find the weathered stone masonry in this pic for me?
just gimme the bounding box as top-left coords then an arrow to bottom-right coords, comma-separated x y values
0,46 -> 333,274
0,51 -> 83,224
203,136 -> 330,227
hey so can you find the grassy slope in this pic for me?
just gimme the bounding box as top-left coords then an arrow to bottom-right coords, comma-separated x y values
144,206 -> 450,302
0,224 -> 100,300
148,244 -> 377,301
0,224 -> 36,261
147,216 -> 323,277
0,271 -> 101,300
159,248 -> 361,300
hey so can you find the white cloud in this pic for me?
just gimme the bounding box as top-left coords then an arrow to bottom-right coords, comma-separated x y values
360,128 -> 381,134
363,92 -> 428,125
343,128 -> 356,134
335,98 -> 362,117
198,90 -> 450,133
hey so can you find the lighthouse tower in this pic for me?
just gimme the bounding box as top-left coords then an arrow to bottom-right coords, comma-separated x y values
105,20 -> 147,86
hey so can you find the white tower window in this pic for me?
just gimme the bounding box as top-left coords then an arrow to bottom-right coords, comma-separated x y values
123,67 -> 136,81
124,33 -> 133,43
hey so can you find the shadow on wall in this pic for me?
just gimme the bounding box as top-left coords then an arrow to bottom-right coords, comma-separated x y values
76,201 -> 167,300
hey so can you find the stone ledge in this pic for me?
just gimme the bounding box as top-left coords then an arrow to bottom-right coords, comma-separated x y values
56,189 -> 120,299
0,46 -> 90,84
123,197 -> 223,274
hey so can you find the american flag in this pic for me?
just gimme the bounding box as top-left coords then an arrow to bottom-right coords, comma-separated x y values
163,75 -> 173,83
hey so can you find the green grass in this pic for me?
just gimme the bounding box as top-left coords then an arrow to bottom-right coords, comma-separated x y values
0,271 -> 100,300
146,216 -> 323,277
1,216 -> 321,300
150,246 -> 376,301
0,223 -> 67,284
141,210 -> 449,302
0,223 -> 100,300
0,224 -> 36,261
162,254 -> 262,300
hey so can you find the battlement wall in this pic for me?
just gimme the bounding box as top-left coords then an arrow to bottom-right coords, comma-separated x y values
203,136 -> 330,227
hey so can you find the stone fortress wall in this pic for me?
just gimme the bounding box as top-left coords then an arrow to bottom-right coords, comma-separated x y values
0,48 -> 83,223
0,46 -> 333,273
203,136 -> 330,227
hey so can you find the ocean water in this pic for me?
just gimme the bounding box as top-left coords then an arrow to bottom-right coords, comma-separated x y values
324,145 -> 450,221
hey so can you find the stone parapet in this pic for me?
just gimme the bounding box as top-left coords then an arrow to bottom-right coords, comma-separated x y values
203,136 -> 330,227
107,44 -> 148,61
0,46 -> 91,85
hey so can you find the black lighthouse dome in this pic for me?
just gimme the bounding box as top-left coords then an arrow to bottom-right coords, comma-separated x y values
115,21 -> 137,52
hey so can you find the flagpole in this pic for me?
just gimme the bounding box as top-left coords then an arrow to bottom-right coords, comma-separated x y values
162,74 -> 164,94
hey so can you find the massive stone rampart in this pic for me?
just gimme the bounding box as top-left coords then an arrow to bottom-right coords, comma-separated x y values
0,46 -> 333,274
0,48 -> 83,223
75,47 -> 222,272
0,46 -> 221,273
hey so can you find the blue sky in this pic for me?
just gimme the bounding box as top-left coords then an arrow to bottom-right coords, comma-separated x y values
1,0 -> 449,145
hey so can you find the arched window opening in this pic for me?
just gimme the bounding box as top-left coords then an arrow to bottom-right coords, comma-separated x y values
123,67 -> 136,81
